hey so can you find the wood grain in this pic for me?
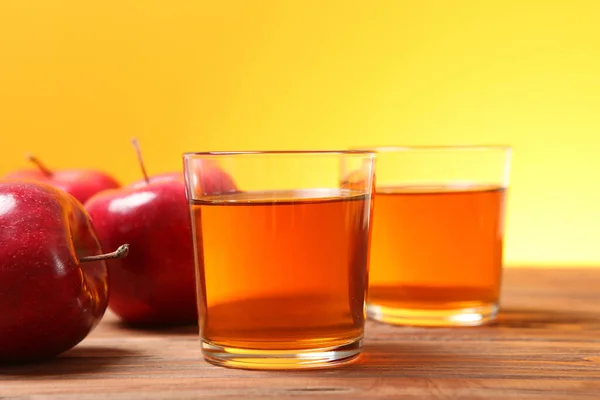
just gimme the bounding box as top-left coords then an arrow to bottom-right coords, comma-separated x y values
1,268 -> 599,399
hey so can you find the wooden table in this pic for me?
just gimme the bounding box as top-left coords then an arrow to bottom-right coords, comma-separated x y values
1,268 -> 599,399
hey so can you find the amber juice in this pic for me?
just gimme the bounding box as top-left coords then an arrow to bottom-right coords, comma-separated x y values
191,189 -> 371,355
367,184 -> 506,326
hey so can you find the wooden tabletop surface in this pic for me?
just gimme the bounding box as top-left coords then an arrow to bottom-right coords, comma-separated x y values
1,268 -> 599,400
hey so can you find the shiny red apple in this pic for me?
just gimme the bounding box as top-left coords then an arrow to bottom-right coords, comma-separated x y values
5,155 -> 120,204
84,139 -> 236,326
0,180 -> 128,364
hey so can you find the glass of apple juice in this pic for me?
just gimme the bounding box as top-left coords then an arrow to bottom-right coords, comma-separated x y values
356,145 -> 512,327
182,150 -> 376,370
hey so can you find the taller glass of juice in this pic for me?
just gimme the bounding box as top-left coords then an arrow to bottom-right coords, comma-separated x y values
183,150 -> 375,370
360,145 -> 511,327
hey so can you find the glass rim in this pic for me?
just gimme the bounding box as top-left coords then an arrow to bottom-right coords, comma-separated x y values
183,149 -> 376,157
351,144 -> 512,152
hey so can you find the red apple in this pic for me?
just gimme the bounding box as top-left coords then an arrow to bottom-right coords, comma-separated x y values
0,180 -> 128,364
84,139 -> 236,325
5,155 -> 121,204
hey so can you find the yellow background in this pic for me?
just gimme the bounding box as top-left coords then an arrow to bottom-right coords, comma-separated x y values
1,1 -> 599,266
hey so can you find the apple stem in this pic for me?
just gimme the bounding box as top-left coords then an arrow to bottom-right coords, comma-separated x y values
131,138 -> 150,184
26,154 -> 53,177
79,244 -> 130,263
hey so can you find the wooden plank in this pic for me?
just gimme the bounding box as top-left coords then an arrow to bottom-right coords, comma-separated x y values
1,268 -> 599,399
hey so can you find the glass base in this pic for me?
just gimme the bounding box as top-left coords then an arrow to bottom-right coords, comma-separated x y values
201,338 -> 363,370
367,302 -> 499,327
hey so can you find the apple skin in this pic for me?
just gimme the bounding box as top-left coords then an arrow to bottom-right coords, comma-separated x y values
185,160 -> 237,198
0,180 -> 109,364
5,168 -> 121,205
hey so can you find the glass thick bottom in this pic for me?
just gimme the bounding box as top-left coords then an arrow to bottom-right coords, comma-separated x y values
367,302 -> 499,327
201,337 -> 362,370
